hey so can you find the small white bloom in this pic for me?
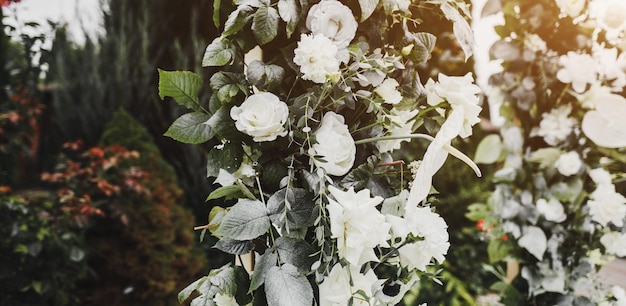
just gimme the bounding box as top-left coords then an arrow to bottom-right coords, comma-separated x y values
537,105 -> 577,146
589,168 -> 612,186
377,109 -> 418,153
575,83 -> 613,109
556,0 -> 586,18
590,0 -> 626,42
612,286 -> 626,305
588,184 -> 626,227
582,94 -> 626,148
214,292 -> 239,306
424,73 -> 482,138
593,47 -> 626,90
374,78 -> 403,105
556,52 -> 598,93
306,0 -> 358,49
524,33 -> 548,53
230,92 -> 289,142
555,151 -> 582,176
310,112 -> 356,176
536,198 -> 567,223
501,125 -> 524,153
293,34 -> 340,84
600,232 -> 626,256
518,226 -> 547,260
327,186 -> 391,266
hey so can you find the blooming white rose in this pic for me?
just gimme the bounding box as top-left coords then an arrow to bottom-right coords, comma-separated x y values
556,0 -> 586,18
588,184 -> 626,227
306,0 -> 358,49
213,292 -> 239,306
230,92 -> 289,142
600,232 -> 626,257
536,198 -> 567,223
518,226 -> 547,260
293,34 -> 340,84
555,151 -> 582,176
387,206 -> 450,271
582,94 -> 626,148
556,52 -> 598,93
319,263 -> 383,306
310,112 -> 356,176
374,78 -> 403,105
377,109 -> 418,153
537,105 -> 577,146
327,186 -> 391,266
424,73 -> 482,138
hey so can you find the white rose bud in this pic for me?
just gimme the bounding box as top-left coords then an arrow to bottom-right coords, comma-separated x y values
555,151 -> 582,176
310,112 -> 356,176
230,92 -> 289,142
306,0 -> 358,48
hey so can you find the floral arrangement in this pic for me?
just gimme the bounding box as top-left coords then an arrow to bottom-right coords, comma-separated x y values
470,0 -> 626,304
158,0 -> 482,304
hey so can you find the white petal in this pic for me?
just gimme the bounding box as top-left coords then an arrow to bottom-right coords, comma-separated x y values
518,226 -> 547,260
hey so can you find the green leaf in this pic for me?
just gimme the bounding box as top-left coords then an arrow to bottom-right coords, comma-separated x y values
267,188 -> 316,230
465,203 -> 489,221
223,4 -> 256,36
215,238 -> 255,255
213,0 -> 221,28
407,32 -> 437,64
179,277 -> 208,303
528,148 -> 561,168
265,264 -> 313,306
252,6 -> 279,45
205,105 -> 239,140
206,185 -> 245,201
358,0 -> 379,21
487,239 -> 512,263
474,134 -> 505,164
274,237 -> 315,273
157,69 -> 202,111
246,60 -> 285,92
209,72 -> 249,103
206,143 -> 244,178
277,0 -> 299,38
250,252 -> 278,291
440,2 -> 474,61
164,112 -> 213,144
216,199 -> 270,240
203,37 -> 236,67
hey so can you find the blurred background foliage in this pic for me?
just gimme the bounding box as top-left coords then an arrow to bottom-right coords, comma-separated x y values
1,0 -> 499,305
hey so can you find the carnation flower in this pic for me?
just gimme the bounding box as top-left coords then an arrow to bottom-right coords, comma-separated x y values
293,34 -> 340,84
230,92 -> 289,142
588,184 -> 626,227
425,73 -> 482,138
537,105 -> 577,146
374,78 -> 403,105
327,186 -> 391,266
600,232 -> 626,257
536,198 -> 567,223
555,151 -> 582,176
377,109 -> 418,153
556,0 -> 586,18
556,52 -> 598,93
306,0 -> 358,49
310,112 -> 356,176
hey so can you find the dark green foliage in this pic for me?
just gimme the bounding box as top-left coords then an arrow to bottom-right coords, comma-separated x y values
75,108 -> 207,306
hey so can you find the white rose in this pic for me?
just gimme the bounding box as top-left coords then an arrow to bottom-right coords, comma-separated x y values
424,73 -> 482,138
537,105 -> 577,146
556,52 -> 597,93
293,34 -> 340,84
536,198 -> 567,223
327,186 -> 391,266
319,263 -> 383,306
310,112 -> 356,176
600,232 -> 626,257
306,0 -> 358,48
582,94 -> 626,148
374,78 -> 403,105
588,184 -> 626,227
556,0 -> 586,18
555,151 -> 582,176
230,92 -> 289,142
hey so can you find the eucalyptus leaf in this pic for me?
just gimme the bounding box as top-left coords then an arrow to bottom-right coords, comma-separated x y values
252,6 -> 279,45
210,265 -> 238,294
157,69 -> 202,111
203,37 -> 236,67
179,277 -> 207,303
206,142 -> 244,178
164,112 -> 213,144
475,134 -> 505,164
265,264 -> 313,306
206,185 -> 245,201
213,0 -> 221,27
274,237 -> 316,273
246,60 -> 285,91
358,0 -> 379,21
250,252 -> 278,291
190,278 -> 218,306
277,0 -> 299,38
407,32 -> 437,64
216,199 -> 270,240
267,188 -> 316,230
209,71 -> 249,103
215,238 -> 255,255
223,4 -> 256,36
